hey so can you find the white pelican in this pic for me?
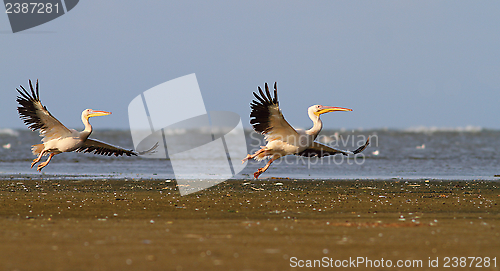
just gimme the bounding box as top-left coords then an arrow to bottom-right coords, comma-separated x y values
242,82 -> 369,179
16,80 -> 150,171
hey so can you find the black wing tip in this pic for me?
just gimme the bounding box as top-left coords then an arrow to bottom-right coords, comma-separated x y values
353,137 -> 370,154
16,79 -> 47,132
252,82 -> 279,106
298,143 -> 349,158
17,79 -> 40,102
273,82 -> 278,104
75,146 -> 138,157
136,142 -> 159,155
249,81 -> 280,133
77,138 -> 140,157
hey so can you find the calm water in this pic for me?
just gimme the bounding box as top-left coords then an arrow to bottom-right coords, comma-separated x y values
0,128 -> 499,181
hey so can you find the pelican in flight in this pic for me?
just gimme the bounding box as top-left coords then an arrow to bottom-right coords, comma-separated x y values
242,82 -> 369,179
16,80 -> 151,171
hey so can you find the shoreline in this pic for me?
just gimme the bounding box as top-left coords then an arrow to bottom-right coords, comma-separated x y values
1,174 -> 500,182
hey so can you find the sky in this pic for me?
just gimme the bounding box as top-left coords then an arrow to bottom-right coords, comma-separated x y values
1,1 -> 499,131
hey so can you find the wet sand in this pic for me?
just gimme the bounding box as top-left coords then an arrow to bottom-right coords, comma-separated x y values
0,178 -> 499,270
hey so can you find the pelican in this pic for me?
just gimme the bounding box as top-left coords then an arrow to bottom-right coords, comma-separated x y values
16,80 -> 151,171
242,82 -> 369,179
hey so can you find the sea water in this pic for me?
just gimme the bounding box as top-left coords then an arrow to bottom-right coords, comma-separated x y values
0,128 -> 498,181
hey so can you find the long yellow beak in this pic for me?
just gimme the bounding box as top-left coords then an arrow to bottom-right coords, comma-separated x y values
316,106 -> 352,116
88,110 -> 112,118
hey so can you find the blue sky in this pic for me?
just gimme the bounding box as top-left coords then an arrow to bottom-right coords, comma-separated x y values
1,1 -> 499,130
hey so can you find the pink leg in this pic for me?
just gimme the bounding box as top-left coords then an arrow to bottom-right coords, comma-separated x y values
253,157 -> 276,179
242,146 -> 267,163
37,153 -> 55,172
31,150 -> 46,168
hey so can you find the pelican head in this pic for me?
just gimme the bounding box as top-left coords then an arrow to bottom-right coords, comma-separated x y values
82,109 -> 112,119
310,105 -> 352,116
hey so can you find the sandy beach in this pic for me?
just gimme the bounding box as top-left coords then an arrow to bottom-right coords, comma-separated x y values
0,178 -> 498,270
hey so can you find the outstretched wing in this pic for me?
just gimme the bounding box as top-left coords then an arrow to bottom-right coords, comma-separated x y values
16,80 -> 72,142
298,138 -> 370,157
250,82 -> 299,142
75,138 -> 138,156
